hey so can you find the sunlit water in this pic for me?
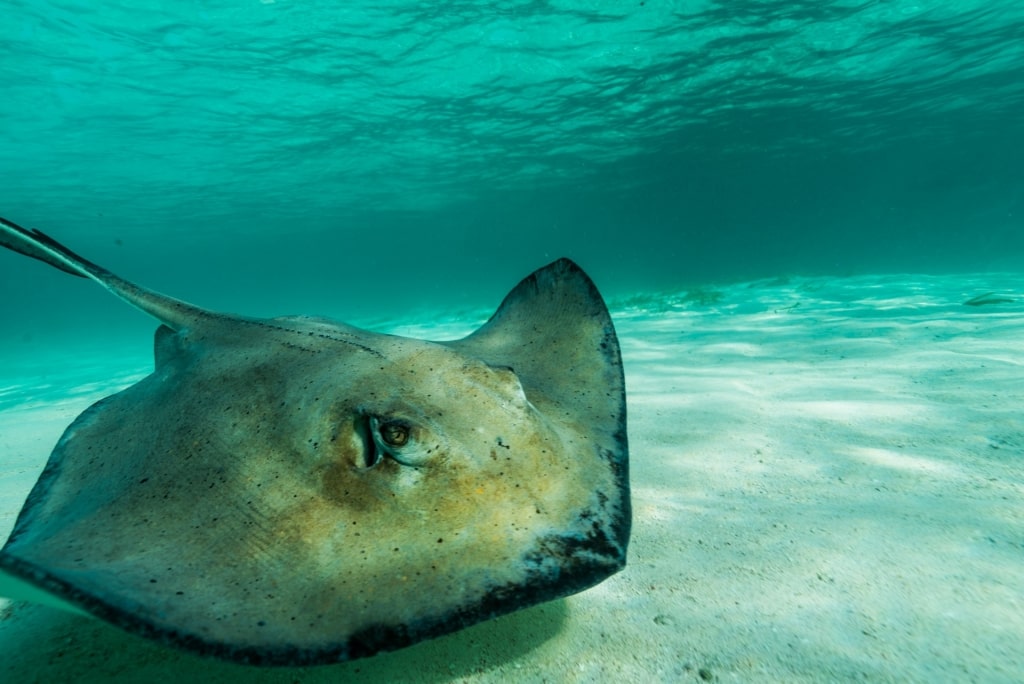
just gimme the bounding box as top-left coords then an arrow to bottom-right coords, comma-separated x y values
2,2 -> 1023,680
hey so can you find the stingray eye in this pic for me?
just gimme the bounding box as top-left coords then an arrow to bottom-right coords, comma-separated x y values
367,415 -> 414,458
379,421 -> 410,447
366,415 -> 434,467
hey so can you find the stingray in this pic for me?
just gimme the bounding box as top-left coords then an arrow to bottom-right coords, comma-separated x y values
0,216 -> 629,665
962,292 -> 1014,307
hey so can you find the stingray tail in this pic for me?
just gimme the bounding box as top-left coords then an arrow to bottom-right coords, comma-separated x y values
1,215 -> 208,331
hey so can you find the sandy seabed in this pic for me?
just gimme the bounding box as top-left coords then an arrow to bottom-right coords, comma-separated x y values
1,272 -> 1021,683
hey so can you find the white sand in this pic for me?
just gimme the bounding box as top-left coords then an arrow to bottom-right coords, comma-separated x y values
1,272 -> 1022,682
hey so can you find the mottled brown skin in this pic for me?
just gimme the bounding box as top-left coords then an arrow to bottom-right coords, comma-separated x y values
0,215 -> 629,665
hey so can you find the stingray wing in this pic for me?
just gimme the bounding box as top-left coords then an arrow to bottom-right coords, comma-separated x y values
446,257 -> 631,557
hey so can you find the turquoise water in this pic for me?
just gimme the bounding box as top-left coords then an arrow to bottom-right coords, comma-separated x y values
2,3 -> 1024,679
2,0 -> 1023,353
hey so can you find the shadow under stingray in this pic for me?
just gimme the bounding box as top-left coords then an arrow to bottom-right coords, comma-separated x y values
0,597 -> 569,682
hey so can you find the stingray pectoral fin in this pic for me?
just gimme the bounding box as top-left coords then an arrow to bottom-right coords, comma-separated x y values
447,257 -> 630,551
0,567 -> 89,617
449,258 -> 626,423
450,258 -> 624,386
0,215 -> 211,331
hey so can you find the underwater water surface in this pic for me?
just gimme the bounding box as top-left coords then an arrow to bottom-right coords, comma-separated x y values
1,0 -> 1023,345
